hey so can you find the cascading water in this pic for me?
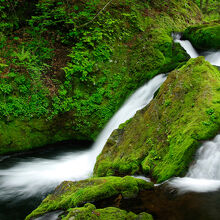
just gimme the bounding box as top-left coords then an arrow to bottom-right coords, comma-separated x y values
0,32 -> 219,219
173,33 -> 199,58
168,34 -> 220,193
0,74 -> 167,201
201,51 -> 220,67
187,135 -> 220,179
169,135 -> 220,192
173,33 -> 220,67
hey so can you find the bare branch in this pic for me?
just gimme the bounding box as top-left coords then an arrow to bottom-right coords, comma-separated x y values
76,0 -> 114,28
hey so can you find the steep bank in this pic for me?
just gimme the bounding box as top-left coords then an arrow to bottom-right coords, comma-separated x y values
94,57 -> 220,182
0,0 -> 200,154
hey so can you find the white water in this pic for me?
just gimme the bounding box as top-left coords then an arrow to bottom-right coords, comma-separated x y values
169,135 -> 220,193
1,34 -> 219,201
173,33 -> 220,66
0,74 -> 166,200
202,51 -> 220,67
168,34 -> 220,193
173,33 -> 199,58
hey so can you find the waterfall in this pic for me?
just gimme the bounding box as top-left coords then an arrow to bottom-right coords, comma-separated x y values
89,74 -> 167,160
201,51 -> 220,67
173,33 -> 199,58
172,33 -> 220,67
168,34 -> 220,193
187,135 -> 220,179
169,135 -> 220,192
0,74 -> 167,200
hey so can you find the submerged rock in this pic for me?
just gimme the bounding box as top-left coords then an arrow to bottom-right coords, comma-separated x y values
94,57 -> 220,182
25,176 -> 153,220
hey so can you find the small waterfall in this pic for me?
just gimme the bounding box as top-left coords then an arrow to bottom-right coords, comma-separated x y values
168,34 -> 220,193
173,33 -> 199,58
0,74 -> 167,200
172,33 -> 220,67
201,51 -> 220,67
169,135 -> 220,193
187,135 -> 220,179
90,74 -> 167,159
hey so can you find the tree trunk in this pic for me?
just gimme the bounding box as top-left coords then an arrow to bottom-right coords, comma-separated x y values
204,0 -> 209,13
200,0 -> 203,10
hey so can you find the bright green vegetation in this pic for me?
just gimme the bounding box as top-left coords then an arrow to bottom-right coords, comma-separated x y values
62,203 -> 153,220
94,57 -> 220,182
183,21 -> 220,50
194,0 -> 220,21
0,0 -> 200,154
25,176 -> 153,220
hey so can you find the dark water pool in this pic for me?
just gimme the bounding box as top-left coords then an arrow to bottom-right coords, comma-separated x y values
0,140 -> 92,220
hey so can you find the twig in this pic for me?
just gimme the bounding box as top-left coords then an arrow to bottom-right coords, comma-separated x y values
76,0 -> 114,28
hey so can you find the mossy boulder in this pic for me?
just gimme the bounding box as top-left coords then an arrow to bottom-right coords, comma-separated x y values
26,176 -> 153,220
183,21 -> 220,50
62,203 -> 153,220
0,116 -> 81,154
94,57 -> 220,182
0,0 -> 200,154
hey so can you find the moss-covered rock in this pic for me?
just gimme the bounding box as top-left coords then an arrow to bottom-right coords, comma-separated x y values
183,21 -> 220,50
94,57 -> 220,182
26,176 -> 153,220
0,116 -> 79,154
61,203 -> 153,220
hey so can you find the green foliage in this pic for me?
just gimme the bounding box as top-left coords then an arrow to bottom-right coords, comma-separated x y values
195,0 -> 220,21
0,39 -> 52,119
0,0 -> 201,153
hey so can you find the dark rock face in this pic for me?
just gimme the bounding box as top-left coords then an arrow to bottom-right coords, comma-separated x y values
120,184 -> 220,220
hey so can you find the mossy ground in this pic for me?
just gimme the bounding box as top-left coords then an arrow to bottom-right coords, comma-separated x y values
25,176 -> 153,220
62,203 -> 153,220
94,57 -> 220,182
183,21 -> 220,50
0,0 -> 200,154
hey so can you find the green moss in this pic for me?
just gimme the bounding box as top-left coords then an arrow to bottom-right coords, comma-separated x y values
61,203 -> 153,220
183,22 -> 220,50
25,176 -> 153,220
0,117 -> 79,154
94,57 -> 220,182
0,0 -> 201,154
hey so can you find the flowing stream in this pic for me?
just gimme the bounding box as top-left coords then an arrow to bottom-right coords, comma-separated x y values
168,33 -> 220,192
173,33 -> 220,67
0,74 -> 166,219
0,33 -> 220,219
